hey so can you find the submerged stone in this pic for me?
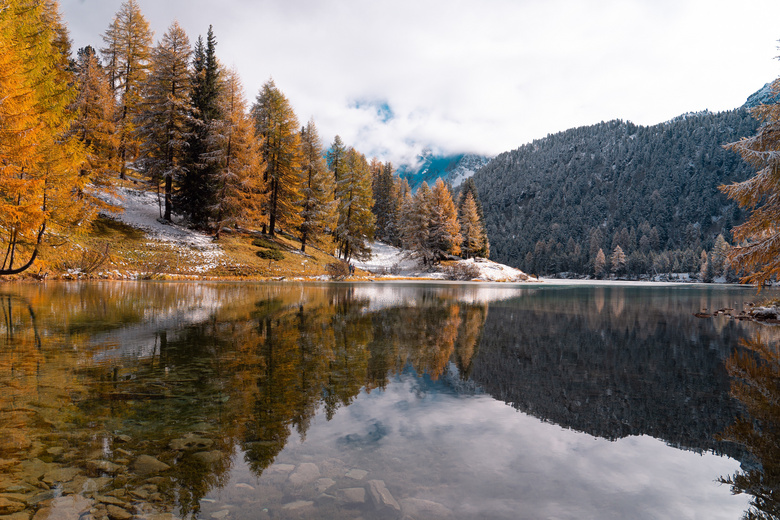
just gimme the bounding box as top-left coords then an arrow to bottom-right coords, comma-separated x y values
287,463 -> 320,486
106,504 -> 133,520
0,497 -> 26,514
132,455 -> 170,475
42,467 -> 81,485
338,487 -> 366,505
192,451 -> 224,464
31,495 -> 92,520
367,480 -> 401,512
345,468 -> 368,480
400,498 -> 453,519
169,435 -> 213,451
314,478 -> 335,493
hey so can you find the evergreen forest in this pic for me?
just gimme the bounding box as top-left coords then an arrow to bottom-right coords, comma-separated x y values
472,109 -> 760,279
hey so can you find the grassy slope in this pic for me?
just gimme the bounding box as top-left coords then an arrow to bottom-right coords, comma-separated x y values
27,215 -> 363,281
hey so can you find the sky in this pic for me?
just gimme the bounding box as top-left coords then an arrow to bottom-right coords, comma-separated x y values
59,0 -> 780,167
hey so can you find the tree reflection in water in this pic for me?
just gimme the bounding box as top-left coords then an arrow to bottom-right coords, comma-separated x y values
0,283 -> 489,519
720,335 -> 780,520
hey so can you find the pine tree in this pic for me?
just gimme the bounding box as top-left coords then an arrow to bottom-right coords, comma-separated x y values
0,0 -> 88,275
72,46 -> 119,190
179,26 -> 221,227
101,0 -> 153,179
299,119 -> 336,253
428,179 -> 462,259
327,135 -> 348,183
335,148 -> 375,262
210,68 -> 266,237
720,77 -> 780,286
251,79 -> 302,236
710,234 -> 729,279
137,22 -> 191,221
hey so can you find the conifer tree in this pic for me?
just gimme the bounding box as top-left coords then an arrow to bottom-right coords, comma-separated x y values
137,22 -> 192,221
72,46 -> 119,190
179,26 -> 221,227
251,79 -> 302,236
594,248 -> 607,278
428,179 -> 462,259
335,148 -> 375,262
327,135 -> 348,183
0,0 -> 89,275
101,0 -> 153,179
459,192 -> 484,259
210,68 -> 266,237
457,177 -> 489,258
610,245 -> 626,276
720,77 -> 780,286
299,119 -> 336,252
400,182 -> 433,265
372,162 -> 399,245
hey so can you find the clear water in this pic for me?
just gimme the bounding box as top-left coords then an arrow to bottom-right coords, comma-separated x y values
0,281 -> 775,519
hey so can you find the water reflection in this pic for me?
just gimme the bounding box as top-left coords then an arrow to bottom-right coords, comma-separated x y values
719,335 -> 780,520
0,282 -> 772,519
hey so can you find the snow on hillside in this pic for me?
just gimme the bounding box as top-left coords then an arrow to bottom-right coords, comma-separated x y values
353,241 -> 537,282
99,187 -> 223,272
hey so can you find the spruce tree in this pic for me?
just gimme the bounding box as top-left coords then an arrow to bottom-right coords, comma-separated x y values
335,148 -> 375,262
327,135 -> 348,183
100,0 -> 153,179
251,79 -> 302,236
179,26 -> 221,227
299,119 -> 336,253
137,22 -> 192,221
372,162 -> 398,245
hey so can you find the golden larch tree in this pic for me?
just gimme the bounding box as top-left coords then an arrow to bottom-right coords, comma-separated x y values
0,0 -> 88,275
720,76 -> 780,286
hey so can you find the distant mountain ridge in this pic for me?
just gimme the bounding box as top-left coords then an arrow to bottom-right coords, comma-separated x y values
471,107 -> 759,275
396,150 -> 491,190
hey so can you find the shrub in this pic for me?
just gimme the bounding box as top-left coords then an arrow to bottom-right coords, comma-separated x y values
256,249 -> 284,261
252,238 -> 279,250
443,262 -> 481,281
326,261 -> 350,280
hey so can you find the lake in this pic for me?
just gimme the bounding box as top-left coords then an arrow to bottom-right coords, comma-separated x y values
0,281 -> 777,520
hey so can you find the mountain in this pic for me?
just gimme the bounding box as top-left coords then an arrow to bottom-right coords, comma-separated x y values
397,150 -> 491,190
470,107 -> 759,276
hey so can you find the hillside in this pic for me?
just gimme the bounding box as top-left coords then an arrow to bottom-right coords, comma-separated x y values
472,108 -> 759,276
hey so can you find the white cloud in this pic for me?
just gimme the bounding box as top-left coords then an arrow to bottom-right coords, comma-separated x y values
61,0 -> 780,165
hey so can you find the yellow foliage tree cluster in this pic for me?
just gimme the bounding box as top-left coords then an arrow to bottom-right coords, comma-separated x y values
0,0 -> 93,275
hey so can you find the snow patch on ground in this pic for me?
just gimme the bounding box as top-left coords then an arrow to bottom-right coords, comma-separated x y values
98,187 -> 223,273
353,241 -> 537,282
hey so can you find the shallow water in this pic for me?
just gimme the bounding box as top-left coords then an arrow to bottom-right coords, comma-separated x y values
0,281 -> 776,519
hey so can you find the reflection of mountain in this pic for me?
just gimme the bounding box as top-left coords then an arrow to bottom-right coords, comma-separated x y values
468,287 -> 755,459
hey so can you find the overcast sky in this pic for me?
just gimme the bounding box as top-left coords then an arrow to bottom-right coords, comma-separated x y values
59,0 -> 780,167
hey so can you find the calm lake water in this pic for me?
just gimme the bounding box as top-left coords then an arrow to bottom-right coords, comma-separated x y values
0,281 -> 778,520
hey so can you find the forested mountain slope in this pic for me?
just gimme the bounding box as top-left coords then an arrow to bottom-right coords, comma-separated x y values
472,109 -> 759,276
